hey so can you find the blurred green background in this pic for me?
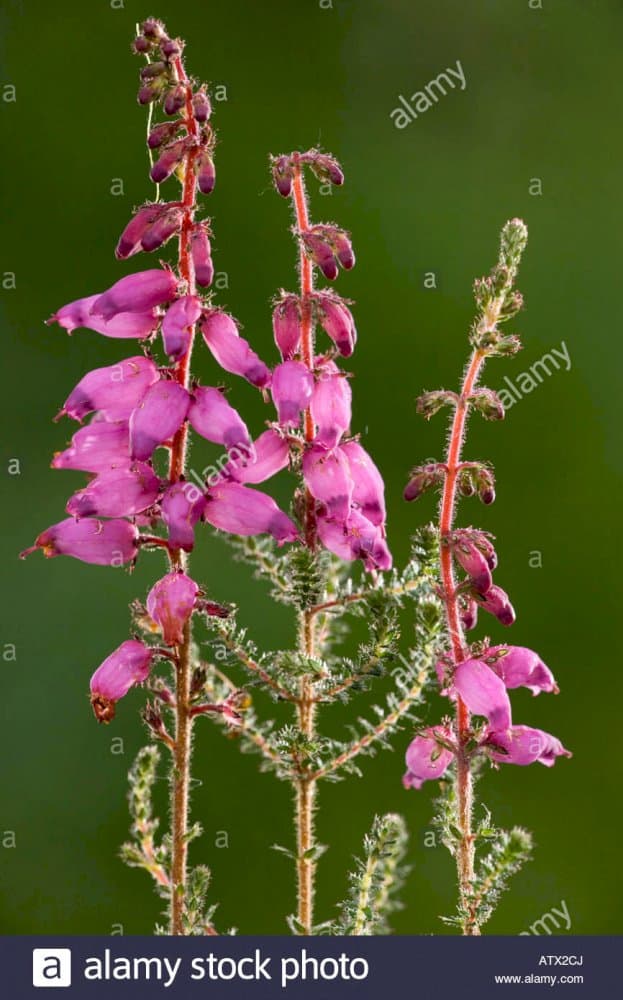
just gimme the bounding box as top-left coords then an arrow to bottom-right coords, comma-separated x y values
1,0 -> 621,935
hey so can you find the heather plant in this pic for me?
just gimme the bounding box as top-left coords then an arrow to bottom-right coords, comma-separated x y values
402,219 -> 571,934
21,18 -> 440,935
20,16 -> 570,939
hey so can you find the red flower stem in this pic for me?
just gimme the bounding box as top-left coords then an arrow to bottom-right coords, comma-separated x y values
291,155 -> 318,934
167,52 -> 200,937
439,347 -> 486,936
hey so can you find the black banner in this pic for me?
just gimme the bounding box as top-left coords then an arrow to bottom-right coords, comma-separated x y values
4,935 -> 615,998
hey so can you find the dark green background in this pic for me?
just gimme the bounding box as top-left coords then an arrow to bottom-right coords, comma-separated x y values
1,0 -> 621,935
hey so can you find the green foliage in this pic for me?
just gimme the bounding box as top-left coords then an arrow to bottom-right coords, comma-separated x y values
331,814 -> 409,935
120,746 -> 169,899
434,779 -> 533,932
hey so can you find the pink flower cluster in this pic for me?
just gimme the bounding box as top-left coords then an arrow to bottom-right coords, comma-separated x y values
21,30 -> 391,721
271,150 -> 391,571
403,529 -> 571,789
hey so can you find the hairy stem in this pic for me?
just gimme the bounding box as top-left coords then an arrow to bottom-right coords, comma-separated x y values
439,349 -> 485,935
292,156 -> 318,933
167,53 -> 199,936
440,285 -> 514,935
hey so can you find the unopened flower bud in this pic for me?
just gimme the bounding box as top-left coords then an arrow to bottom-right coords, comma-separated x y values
192,88 -> 211,123
332,230 -> 355,270
416,390 -> 458,420
304,150 -> 344,186
133,35 -> 150,54
140,61 -> 168,81
301,229 -> 338,281
140,205 -> 184,252
164,83 -> 186,116
116,202 -> 171,259
314,292 -> 356,357
150,137 -> 189,184
189,223 -> 213,287
141,18 -> 165,39
403,463 -> 446,502
272,294 -> 301,360
272,155 -> 293,197
147,121 -> 181,149
196,149 -> 216,194
471,388 -> 505,421
475,466 -> 496,504
138,78 -> 167,106
161,37 -> 183,59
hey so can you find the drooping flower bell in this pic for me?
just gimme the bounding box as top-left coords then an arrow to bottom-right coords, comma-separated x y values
90,639 -> 154,723
146,571 -> 199,646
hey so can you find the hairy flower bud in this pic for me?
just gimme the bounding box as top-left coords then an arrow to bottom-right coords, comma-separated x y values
416,390 -> 458,420
272,294 -> 301,360
192,88 -> 211,123
163,83 -> 186,116
147,121 -> 181,149
403,463 -> 446,502
196,149 -> 216,194
314,292 -> 356,357
271,155 -> 293,197
140,206 -> 184,253
189,223 -> 214,287
150,138 -> 190,184
116,202 -> 174,259
471,388 -> 505,421
303,150 -> 344,187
